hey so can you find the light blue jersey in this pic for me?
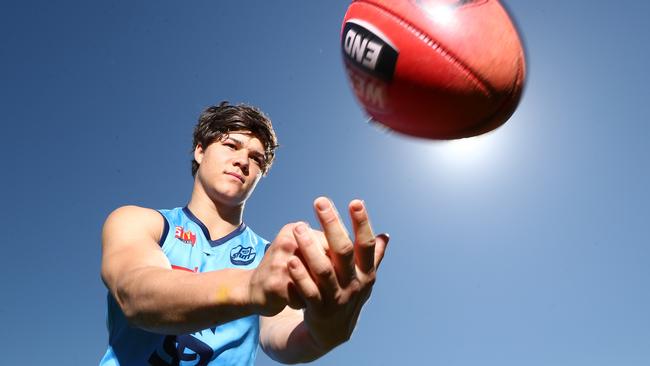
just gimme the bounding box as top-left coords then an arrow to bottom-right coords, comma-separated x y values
100,207 -> 270,366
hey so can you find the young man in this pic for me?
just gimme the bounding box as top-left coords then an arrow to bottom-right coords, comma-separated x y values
100,102 -> 389,365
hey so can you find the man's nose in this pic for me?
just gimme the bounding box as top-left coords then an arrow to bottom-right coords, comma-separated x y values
232,151 -> 249,174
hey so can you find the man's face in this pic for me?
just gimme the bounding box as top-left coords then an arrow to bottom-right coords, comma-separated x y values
194,131 -> 266,207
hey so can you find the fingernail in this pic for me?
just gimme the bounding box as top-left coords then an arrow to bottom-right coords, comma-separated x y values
288,258 -> 299,270
351,199 -> 364,212
378,233 -> 390,243
295,222 -> 308,234
315,197 -> 330,212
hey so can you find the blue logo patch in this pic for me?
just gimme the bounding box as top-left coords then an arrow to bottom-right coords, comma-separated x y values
230,245 -> 256,266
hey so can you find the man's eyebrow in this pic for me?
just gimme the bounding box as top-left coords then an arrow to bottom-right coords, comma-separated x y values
250,150 -> 265,159
225,136 -> 243,146
226,136 -> 266,158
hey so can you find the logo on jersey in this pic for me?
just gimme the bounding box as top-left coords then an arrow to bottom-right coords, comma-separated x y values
230,245 -> 256,265
175,226 -> 197,246
342,20 -> 398,81
149,334 -> 214,366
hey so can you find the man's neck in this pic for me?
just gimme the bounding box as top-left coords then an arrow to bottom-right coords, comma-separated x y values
187,188 -> 244,241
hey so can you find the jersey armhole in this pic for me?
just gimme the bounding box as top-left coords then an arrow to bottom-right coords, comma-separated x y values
157,211 -> 170,247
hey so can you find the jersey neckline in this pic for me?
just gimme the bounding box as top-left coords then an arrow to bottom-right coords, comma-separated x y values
182,206 -> 247,247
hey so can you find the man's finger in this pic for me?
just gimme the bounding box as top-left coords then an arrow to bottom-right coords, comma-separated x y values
349,199 -> 376,274
374,233 -> 389,270
269,222 -> 300,254
314,197 -> 356,287
287,256 -> 322,308
293,222 -> 339,299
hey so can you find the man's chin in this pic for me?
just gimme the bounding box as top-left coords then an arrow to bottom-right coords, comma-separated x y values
210,190 -> 250,207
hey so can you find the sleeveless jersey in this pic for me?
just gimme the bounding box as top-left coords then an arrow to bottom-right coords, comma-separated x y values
100,207 -> 270,366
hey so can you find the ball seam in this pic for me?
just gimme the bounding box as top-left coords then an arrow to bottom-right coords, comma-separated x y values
354,0 -> 494,98
463,57 -> 524,137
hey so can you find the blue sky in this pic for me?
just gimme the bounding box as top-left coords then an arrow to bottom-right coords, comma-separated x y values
1,0 -> 649,365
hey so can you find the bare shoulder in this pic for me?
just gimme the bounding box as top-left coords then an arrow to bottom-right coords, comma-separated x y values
102,205 -> 166,249
101,205 -> 170,288
105,205 -> 162,224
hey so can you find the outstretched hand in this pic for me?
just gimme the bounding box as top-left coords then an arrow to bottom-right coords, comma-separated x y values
287,197 -> 389,351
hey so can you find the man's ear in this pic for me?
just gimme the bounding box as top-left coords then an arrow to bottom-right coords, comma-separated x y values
194,144 -> 204,165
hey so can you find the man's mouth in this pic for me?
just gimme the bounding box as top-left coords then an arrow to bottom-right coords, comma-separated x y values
225,172 -> 245,183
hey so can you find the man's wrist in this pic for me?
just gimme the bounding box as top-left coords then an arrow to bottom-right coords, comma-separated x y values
209,269 -> 259,315
240,268 -> 267,315
290,320 -> 333,363
303,310 -> 350,353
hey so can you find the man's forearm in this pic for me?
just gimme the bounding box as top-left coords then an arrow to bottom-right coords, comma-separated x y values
113,266 -> 255,335
260,310 -> 330,364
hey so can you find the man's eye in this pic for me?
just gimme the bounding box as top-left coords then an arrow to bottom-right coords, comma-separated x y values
224,143 -> 236,149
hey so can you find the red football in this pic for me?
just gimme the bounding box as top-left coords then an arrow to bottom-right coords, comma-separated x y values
341,0 -> 526,139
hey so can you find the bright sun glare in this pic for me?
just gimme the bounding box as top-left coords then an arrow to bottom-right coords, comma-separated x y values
431,133 -> 506,171
443,136 -> 491,160
402,131 -> 510,190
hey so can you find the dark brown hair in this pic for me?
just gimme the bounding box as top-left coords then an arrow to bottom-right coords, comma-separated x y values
191,101 -> 278,176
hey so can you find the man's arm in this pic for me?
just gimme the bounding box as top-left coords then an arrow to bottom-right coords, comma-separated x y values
101,205 -> 301,335
259,308 -> 324,364
259,198 -> 389,363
